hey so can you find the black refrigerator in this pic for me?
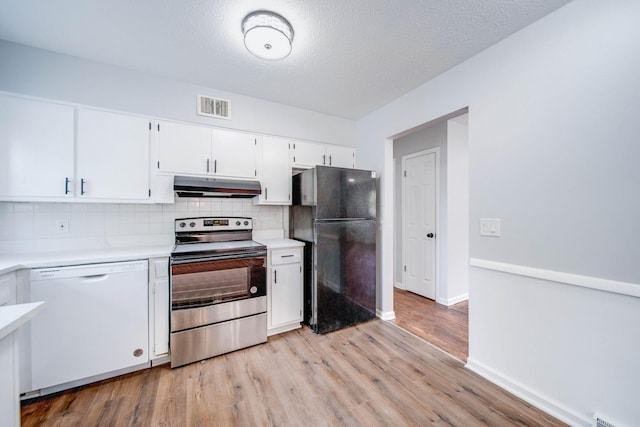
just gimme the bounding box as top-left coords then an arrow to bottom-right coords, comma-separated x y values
290,165 -> 377,334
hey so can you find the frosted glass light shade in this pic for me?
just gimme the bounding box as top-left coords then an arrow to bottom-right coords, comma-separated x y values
242,11 -> 294,60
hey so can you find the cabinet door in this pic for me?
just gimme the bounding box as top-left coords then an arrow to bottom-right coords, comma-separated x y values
150,258 -> 169,358
270,263 -> 302,328
157,120 -> 211,175
0,95 -> 74,198
0,272 -> 16,306
211,128 -> 257,179
326,145 -> 355,168
257,136 -> 291,204
77,109 -> 150,200
291,141 -> 326,168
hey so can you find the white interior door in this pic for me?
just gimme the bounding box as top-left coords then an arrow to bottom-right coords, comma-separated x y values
402,148 -> 439,299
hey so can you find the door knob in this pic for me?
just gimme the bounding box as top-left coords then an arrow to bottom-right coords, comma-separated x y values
427,233 -> 434,238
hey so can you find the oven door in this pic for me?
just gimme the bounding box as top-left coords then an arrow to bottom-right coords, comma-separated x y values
171,252 -> 266,309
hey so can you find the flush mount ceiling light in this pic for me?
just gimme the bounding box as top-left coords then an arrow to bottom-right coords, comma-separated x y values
242,11 -> 294,61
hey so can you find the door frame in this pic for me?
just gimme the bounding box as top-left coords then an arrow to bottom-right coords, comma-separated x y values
401,147 -> 440,300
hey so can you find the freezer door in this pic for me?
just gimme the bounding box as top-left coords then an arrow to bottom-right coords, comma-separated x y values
312,219 -> 376,334
315,166 -> 377,220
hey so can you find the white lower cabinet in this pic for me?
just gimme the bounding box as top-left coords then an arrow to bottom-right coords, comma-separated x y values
149,257 -> 169,361
268,246 -> 303,336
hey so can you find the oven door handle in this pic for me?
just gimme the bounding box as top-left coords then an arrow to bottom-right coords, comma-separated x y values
171,251 -> 266,264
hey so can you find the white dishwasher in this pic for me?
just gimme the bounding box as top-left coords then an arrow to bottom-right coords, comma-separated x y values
28,260 -> 149,393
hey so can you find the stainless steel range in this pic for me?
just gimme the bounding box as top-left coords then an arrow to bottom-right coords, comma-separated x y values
170,217 -> 267,368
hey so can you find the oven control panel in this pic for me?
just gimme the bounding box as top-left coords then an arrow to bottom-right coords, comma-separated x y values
175,217 -> 252,232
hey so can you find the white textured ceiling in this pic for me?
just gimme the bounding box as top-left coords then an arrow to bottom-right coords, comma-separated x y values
0,0 -> 571,119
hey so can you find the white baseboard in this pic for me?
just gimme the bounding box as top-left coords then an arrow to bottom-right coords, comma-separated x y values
436,293 -> 468,306
377,309 -> 395,321
267,322 -> 302,337
394,282 -> 405,290
465,357 -> 591,427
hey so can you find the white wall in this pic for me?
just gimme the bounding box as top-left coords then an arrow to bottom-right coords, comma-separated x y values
0,199 -> 284,253
355,1 -> 640,425
445,115 -> 469,304
0,40 -> 356,146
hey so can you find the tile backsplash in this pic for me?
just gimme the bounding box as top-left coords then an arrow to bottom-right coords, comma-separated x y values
0,199 -> 285,253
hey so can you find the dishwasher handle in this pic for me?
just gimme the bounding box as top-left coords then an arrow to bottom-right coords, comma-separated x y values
80,274 -> 109,281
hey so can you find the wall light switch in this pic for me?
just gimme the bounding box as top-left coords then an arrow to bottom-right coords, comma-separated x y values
480,218 -> 500,237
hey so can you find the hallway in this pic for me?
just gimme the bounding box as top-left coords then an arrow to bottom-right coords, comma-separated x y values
392,287 -> 468,361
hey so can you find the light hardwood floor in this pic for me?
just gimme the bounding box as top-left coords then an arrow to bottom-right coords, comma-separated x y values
392,287 -> 469,361
22,319 -> 564,426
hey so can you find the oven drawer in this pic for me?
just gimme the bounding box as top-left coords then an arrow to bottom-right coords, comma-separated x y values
170,312 -> 267,368
270,248 -> 302,266
171,296 -> 266,332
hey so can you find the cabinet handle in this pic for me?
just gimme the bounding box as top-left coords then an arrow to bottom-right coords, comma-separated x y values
265,187 -> 268,200
274,270 -> 277,284
214,159 -> 217,173
329,155 -> 332,166
322,154 -> 326,165
64,177 -> 70,195
80,178 -> 86,195
280,254 -> 294,258
206,159 -> 210,173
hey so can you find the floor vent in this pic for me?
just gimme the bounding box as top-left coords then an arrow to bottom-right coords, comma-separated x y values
593,414 -> 617,427
197,94 -> 231,119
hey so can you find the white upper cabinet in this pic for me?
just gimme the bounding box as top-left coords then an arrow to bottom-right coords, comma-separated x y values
0,94 -> 74,199
156,120 -> 211,176
211,128 -> 257,179
291,141 -> 326,169
255,136 -> 291,205
291,140 -> 355,169
325,145 -> 355,168
156,121 -> 258,179
77,109 -> 150,200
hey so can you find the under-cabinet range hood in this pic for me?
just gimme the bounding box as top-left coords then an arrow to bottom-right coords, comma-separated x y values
174,176 -> 261,198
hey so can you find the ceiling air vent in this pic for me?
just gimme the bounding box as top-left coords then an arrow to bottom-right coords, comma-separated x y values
197,94 -> 231,120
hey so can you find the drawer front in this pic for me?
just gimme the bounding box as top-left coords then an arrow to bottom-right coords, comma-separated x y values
270,248 -> 301,266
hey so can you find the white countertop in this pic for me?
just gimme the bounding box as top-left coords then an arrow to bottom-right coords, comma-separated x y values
0,302 -> 45,340
255,238 -> 305,249
0,245 -> 173,275
0,239 -> 303,275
